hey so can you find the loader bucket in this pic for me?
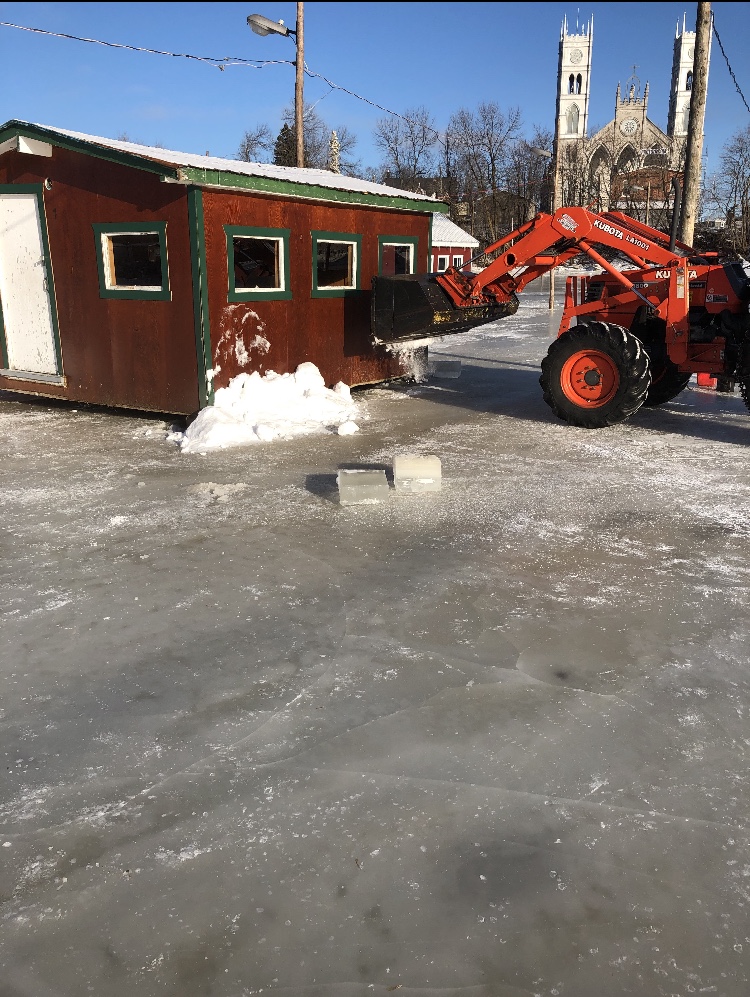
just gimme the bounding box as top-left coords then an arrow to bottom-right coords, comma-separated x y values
371,274 -> 519,345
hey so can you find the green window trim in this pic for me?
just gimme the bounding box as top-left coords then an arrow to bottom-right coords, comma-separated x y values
92,222 -> 171,301
377,235 -> 419,275
225,225 -> 292,302
187,187 -> 213,408
311,231 -> 362,298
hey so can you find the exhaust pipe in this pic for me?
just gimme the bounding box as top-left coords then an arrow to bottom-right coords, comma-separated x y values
372,274 -> 519,345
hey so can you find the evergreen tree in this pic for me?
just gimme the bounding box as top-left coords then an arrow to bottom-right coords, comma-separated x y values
274,124 -> 297,167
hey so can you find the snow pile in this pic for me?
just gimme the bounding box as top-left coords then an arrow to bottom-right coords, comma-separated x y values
174,363 -> 360,453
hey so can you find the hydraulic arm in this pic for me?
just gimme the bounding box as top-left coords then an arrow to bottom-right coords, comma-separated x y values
372,205 -> 695,344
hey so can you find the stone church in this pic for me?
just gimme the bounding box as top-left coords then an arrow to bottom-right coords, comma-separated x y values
553,14 -> 704,223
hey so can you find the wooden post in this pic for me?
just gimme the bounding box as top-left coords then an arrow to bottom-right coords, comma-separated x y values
679,1 -> 712,245
295,2 -> 304,169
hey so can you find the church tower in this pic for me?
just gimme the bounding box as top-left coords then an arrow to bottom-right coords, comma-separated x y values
554,14 -> 593,206
555,15 -> 594,145
667,14 -> 707,138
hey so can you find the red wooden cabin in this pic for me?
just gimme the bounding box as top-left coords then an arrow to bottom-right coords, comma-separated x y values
0,120 -> 441,414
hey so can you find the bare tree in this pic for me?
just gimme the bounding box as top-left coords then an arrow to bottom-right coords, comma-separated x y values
374,106 -> 438,188
505,126 -> 554,219
557,137 -> 596,208
448,102 -> 523,242
237,125 -> 274,163
279,103 -> 360,173
703,125 -> 750,253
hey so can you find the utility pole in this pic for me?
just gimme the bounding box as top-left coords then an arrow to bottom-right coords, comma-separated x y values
247,5 -> 305,167
679,1 -> 712,246
294,2 -> 304,169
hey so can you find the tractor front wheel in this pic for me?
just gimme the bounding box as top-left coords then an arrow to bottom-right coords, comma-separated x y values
540,321 -> 651,428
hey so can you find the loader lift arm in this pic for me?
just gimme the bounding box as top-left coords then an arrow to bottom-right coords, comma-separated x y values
436,206 -> 691,313
371,205 -> 695,345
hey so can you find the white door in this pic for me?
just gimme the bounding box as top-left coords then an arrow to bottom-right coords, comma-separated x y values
0,193 -> 60,377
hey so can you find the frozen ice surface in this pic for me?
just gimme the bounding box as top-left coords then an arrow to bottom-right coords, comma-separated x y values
337,468 -> 390,504
393,454 -> 442,492
2,286 -> 750,996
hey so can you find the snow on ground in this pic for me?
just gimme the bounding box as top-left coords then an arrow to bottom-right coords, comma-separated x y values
172,362 -> 360,453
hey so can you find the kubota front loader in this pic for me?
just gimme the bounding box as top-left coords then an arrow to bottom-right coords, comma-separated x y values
372,206 -> 750,428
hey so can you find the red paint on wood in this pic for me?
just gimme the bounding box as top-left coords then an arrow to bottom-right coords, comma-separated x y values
1,142 -> 432,414
201,190 -> 430,389
0,147 -> 199,413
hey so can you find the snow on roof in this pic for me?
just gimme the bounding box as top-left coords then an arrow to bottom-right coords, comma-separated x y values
431,212 -> 479,247
3,121 -> 439,207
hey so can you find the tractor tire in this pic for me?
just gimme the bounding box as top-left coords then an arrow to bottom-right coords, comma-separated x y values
642,359 -> 692,407
540,321 -> 651,428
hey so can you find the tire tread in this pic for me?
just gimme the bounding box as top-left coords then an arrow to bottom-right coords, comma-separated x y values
540,321 -> 651,428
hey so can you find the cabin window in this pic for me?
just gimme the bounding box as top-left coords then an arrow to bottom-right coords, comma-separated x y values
378,236 -> 418,275
93,223 -> 170,300
311,232 -> 362,297
436,255 -> 449,271
453,255 -> 464,269
225,226 -> 291,301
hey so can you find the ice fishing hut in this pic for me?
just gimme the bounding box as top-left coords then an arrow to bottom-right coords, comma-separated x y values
0,120 -> 442,414
430,212 -> 479,272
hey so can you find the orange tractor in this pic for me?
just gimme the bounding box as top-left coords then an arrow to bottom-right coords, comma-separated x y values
372,205 -> 750,427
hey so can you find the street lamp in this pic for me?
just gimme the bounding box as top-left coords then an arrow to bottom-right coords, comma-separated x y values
247,3 -> 305,168
247,13 -> 291,36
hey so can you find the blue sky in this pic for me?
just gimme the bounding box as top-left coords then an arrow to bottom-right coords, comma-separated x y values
1,2 -> 748,176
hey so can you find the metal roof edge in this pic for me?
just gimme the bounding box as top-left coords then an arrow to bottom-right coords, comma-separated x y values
178,166 -> 448,213
0,120 -> 450,213
0,120 -> 181,180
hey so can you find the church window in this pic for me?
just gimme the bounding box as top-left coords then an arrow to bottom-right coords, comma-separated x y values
576,73 -> 582,94
566,104 -> 580,134
568,74 -> 575,94
644,146 -> 667,167
686,71 -> 693,91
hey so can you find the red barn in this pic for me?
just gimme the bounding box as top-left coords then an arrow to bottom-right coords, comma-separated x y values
0,120 -> 443,414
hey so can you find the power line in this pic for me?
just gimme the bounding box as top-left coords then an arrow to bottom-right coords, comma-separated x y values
301,68 -> 410,122
712,17 -> 750,116
0,19 -> 289,68
0,18 -> 412,122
